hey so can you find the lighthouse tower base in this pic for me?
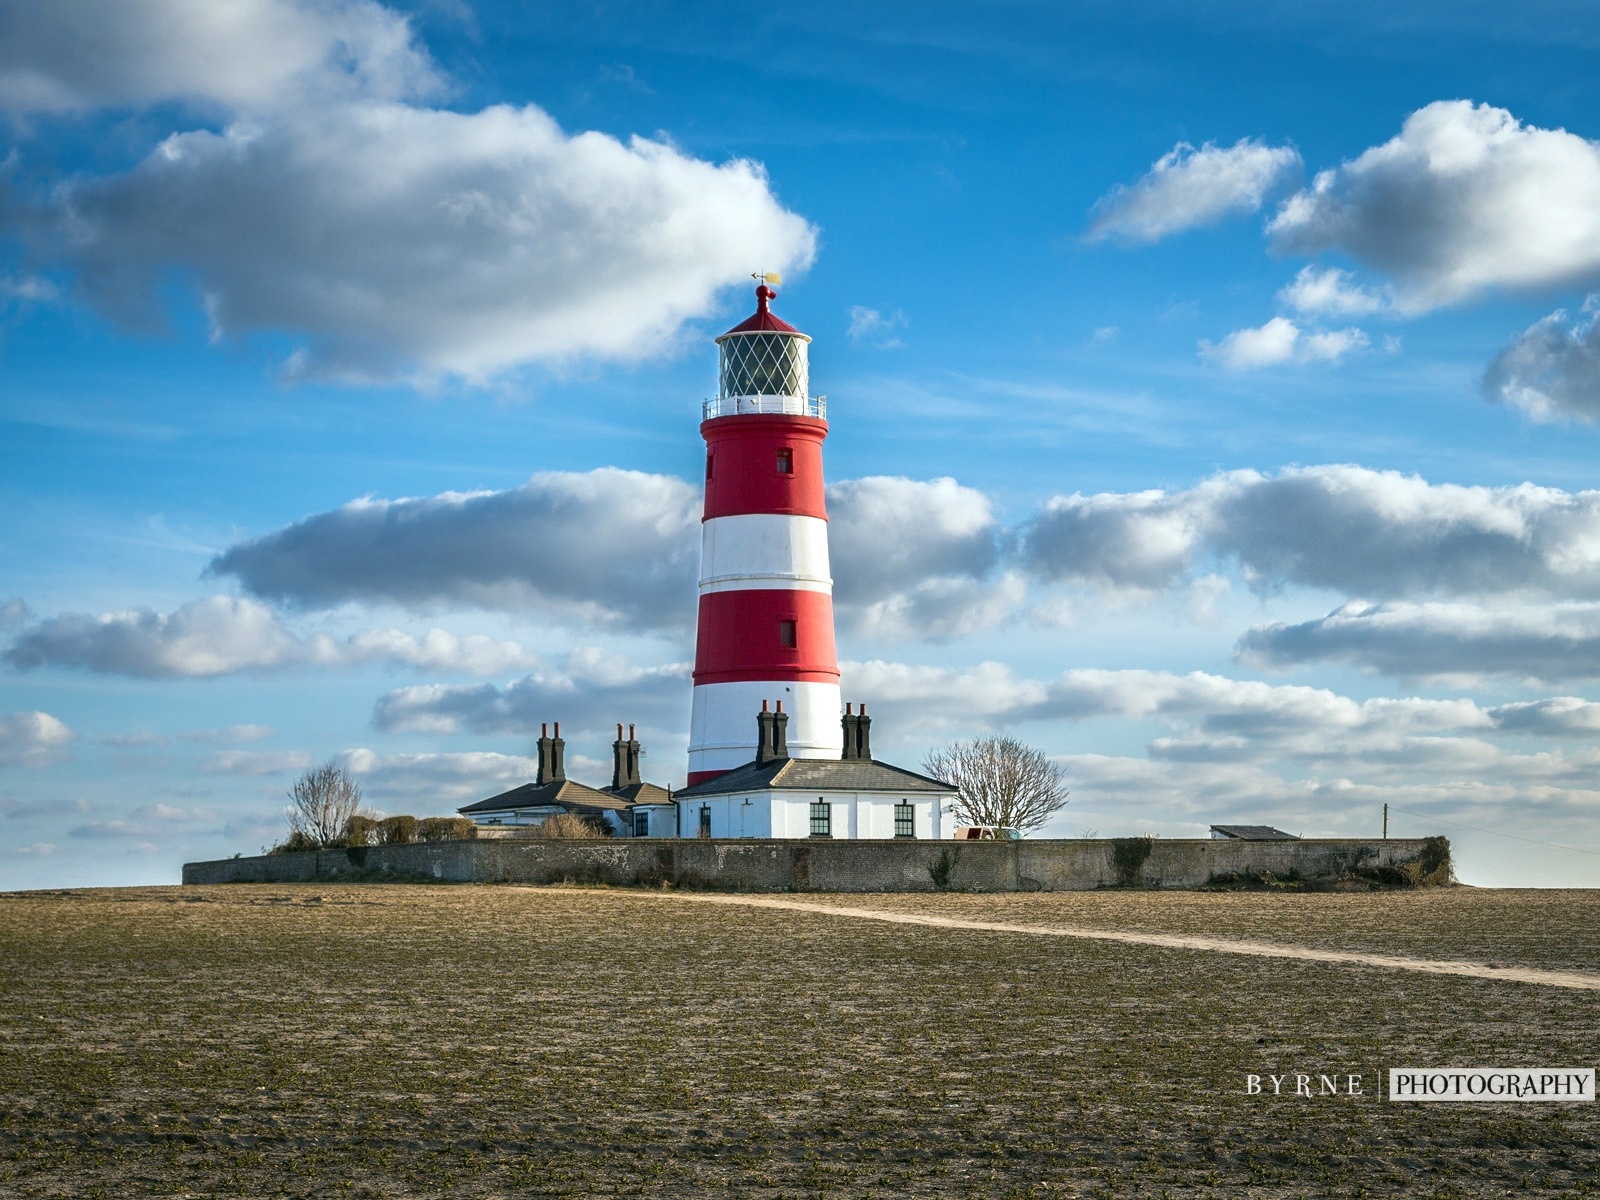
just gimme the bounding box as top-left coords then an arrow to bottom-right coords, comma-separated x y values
687,680 -> 842,784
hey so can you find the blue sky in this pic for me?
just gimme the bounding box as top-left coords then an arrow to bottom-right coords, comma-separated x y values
4,0 -> 1600,888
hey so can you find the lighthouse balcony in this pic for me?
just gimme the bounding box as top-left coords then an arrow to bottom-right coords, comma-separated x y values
702,394 -> 826,420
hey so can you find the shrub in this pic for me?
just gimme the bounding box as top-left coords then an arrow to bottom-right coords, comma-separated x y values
418,816 -> 478,842
534,811 -> 608,839
343,814 -> 379,847
377,815 -> 420,845
268,830 -> 320,854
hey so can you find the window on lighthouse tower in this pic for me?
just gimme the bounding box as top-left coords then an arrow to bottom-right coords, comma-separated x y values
776,448 -> 793,475
779,619 -> 797,649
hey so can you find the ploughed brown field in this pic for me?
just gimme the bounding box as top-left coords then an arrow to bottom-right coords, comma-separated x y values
1,884 -> 1595,1198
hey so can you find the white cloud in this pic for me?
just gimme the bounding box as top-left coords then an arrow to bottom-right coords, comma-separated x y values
0,0 -> 441,116
1483,303 -> 1600,424
1087,138 -> 1301,244
0,710 -> 75,767
7,596 -> 308,677
17,102 -> 815,382
1024,465 -> 1600,603
1200,316 -> 1368,369
1277,265 -> 1387,317
1270,100 -> 1600,312
337,748 -> 540,809
828,476 -> 1007,637
1238,599 -> 1600,683
5,594 -> 554,678
1489,697 -> 1600,737
212,469 -> 702,627
849,572 -> 1027,643
846,305 -> 907,348
1024,487 -> 1197,591
212,470 -> 1019,638
372,649 -> 689,734
201,750 -> 314,776
0,599 -> 29,626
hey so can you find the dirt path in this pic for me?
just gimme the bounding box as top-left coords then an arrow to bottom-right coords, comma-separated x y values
628,891 -> 1600,991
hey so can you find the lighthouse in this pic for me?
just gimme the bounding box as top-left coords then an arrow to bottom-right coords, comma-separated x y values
686,280 -> 844,784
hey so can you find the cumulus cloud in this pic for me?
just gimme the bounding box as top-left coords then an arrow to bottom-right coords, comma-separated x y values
372,649 -> 689,734
1200,316 -> 1368,369
7,596 -> 308,677
337,748 -> 540,808
210,470 -> 1020,638
14,101 -> 815,382
828,476 -> 1010,637
1488,697 -> 1600,737
212,469 -> 701,628
1270,100 -> 1600,312
1024,465 -> 1600,602
1277,266 -> 1388,317
5,594 -> 553,678
1238,599 -> 1600,683
0,0 -> 441,115
849,659 -> 1489,747
0,710 -> 75,767
1087,138 -> 1301,244
1483,304 -> 1600,423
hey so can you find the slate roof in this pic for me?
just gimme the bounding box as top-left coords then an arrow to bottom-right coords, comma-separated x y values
676,757 -> 954,800
605,781 -> 673,806
458,778 -> 633,816
1209,824 -> 1300,841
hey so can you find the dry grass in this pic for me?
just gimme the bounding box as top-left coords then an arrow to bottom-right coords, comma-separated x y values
0,884 -> 1594,1198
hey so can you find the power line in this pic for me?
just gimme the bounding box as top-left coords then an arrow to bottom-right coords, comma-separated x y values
1390,806 -> 1600,858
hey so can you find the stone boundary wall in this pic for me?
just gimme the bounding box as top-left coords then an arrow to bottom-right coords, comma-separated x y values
183,836 -> 1440,891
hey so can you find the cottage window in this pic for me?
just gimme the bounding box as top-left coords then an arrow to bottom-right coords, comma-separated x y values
894,802 -> 915,839
633,811 -> 649,837
699,806 -> 712,838
809,799 -> 832,838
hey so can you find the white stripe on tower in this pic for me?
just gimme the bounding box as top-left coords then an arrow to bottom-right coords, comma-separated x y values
687,283 -> 843,785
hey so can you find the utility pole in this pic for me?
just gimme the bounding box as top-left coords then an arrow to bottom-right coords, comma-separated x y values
1382,803 -> 1388,839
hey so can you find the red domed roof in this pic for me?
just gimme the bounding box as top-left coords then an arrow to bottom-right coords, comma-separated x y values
719,284 -> 803,338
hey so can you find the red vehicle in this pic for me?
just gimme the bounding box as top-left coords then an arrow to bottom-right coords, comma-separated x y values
952,825 -> 1021,840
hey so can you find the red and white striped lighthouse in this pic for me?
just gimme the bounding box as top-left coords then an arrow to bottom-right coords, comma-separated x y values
687,280 -> 843,784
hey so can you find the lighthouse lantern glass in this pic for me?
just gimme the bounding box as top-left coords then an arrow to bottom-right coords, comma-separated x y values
719,332 -> 809,402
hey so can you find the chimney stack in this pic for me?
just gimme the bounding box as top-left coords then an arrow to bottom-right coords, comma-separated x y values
755,699 -> 791,766
611,722 -> 642,790
841,702 -> 872,761
537,721 -> 566,784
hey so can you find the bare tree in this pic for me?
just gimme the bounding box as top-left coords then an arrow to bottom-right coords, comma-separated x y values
923,736 -> 1069,835
286,760 -> 365,849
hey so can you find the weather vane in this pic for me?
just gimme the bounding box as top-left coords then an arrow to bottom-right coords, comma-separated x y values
751,271 -> 782,285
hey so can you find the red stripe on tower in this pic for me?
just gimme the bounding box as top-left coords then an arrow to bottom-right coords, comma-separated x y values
687,281 -> 843,785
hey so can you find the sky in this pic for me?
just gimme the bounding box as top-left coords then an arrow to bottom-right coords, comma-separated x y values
3,0 -> 1600,889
